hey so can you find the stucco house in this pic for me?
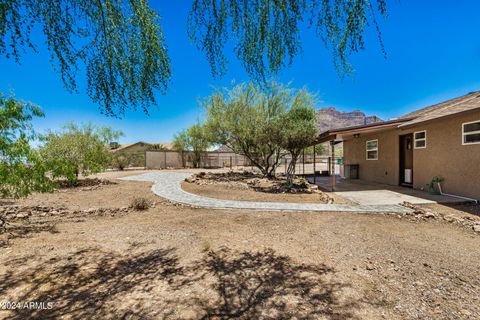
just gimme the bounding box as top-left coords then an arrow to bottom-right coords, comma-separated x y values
317,91 -> 480,200
110,141 -> 174,167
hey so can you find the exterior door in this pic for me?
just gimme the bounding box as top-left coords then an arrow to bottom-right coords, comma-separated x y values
399,134 -> 413,186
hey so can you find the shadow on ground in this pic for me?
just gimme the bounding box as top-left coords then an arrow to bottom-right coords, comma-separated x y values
0,220 -> 59,247
0,246 -> 359,319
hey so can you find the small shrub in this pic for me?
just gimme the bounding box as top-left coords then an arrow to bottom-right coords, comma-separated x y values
426,176 -> 444,194
112,155 -> 130,171
201,240 -> 212,252
130,197 -> 151,211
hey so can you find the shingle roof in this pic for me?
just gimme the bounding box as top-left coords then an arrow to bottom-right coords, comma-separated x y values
112,141 -> 174,151
214,145 -> 234,152
399,91 -> 480,120
398,91 -> 480,127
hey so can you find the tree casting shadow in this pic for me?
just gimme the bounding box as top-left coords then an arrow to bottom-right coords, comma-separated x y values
0,246 -> 359,319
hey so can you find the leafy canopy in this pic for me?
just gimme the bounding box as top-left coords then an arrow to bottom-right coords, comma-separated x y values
0,0 -> 171,116
1,0 -> 387,116
189,0 -> 387,79
40,123 -> 123,183
277,104 -> 318,181
173,124 -> 211,167
203,81 -> 316,177
0,94 -> 53,198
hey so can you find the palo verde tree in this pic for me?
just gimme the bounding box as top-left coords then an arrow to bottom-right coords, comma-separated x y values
1,1 -> 387,116
0,0 -> 170,117
204,81 -> 313,178
40,123 -> 123,184
173,124 -> 211,168
188,0 -> 387,79
277,103 -> 318,183
0,94 -> 53,198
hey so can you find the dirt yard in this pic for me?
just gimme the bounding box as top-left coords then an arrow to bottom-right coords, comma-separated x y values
182,181 -> 353,204
182,170 -> 352,204
1,170 -> 479,319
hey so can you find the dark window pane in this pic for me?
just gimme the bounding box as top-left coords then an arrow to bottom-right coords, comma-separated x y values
366,141 -> 377,149
415,140 -> 426,148
367,151 -> 378,159
464,122 -> 480,133
464,133 -> 480,143
415,131 -> 426,139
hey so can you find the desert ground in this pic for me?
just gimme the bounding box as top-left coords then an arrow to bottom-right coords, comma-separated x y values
1,169 -> 479,319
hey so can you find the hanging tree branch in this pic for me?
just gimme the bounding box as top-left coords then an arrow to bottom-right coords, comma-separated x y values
188,0 -> 388,79
0,0 -> 171,117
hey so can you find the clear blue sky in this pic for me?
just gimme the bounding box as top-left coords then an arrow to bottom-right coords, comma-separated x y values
1,1 -> 480,144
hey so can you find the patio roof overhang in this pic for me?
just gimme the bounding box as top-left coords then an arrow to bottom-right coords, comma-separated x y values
313,118 -> 413,145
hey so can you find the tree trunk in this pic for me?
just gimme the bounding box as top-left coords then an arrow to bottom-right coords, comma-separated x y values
286,154 -> 299,184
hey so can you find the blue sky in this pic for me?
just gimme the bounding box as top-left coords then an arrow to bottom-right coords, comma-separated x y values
1,1 -> 480,143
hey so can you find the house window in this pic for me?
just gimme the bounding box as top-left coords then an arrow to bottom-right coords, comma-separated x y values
463,120 -> 480,145
414,130 -> 427,149
366,139 -> 378,160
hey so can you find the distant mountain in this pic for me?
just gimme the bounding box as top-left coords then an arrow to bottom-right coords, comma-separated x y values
316,107 -> 383,133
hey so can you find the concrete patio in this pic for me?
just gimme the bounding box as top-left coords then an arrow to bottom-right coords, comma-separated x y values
307,175 -> 467,205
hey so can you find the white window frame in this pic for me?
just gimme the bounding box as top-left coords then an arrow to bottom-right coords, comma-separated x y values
462,120 -> 480,145
366,139 -> 378,160
414,130 -> 427,149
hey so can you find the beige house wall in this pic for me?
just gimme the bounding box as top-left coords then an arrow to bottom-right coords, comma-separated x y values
343,128 -> 401,185
410,111 -> 480,199
343,111 -> 480,200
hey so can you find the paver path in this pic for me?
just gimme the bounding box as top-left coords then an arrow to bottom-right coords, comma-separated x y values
122,172 -> 412,213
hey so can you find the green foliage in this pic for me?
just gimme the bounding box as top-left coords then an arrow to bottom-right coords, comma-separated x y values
149,143 -> 169,151
109,142 -> 120,149
173,124 -> 211,168
203,81 -> 316,178
0,0 -> 171,116
0,93 -> 53,198
426,176 -> 444,194
1,1 -> 387,116
111,155 -> 130,171
173,130 -> 190,152
40,123 -> 123,184
277,103 -> 318,182
303,144 -> 326,156
188,0 -> 387,79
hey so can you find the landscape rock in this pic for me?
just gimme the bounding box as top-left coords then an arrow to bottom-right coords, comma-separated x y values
185,170 -> 335,203
401,201 -> 480,235
473,224 -> 480,233
0,204 -> 135,224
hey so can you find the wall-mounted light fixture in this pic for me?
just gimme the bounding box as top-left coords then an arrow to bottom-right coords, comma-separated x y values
353,133 -> 360,138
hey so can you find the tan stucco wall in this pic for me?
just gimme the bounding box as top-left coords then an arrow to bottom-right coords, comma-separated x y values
343,128 -> 401,185
411,112 -> 480,199
343,111 -> 480,200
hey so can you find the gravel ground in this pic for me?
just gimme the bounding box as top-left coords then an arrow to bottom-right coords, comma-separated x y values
0,170 -> 479,319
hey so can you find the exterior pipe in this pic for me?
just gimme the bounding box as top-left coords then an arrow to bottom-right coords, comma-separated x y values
437,183 -> 478,204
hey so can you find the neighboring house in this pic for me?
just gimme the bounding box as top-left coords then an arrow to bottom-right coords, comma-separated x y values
317,91 -> 480,200
213,145 -> 234,152
110,141 -> 174,167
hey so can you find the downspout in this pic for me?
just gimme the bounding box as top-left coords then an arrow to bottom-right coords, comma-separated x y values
437,183 -> 478,204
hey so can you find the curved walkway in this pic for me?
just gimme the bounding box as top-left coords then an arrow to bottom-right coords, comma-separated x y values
121,172 -> 412,214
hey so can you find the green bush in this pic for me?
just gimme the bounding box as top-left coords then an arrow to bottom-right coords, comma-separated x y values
112,155 -> 130,171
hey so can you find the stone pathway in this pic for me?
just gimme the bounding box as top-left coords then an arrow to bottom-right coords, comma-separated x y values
122,172 -> 412,214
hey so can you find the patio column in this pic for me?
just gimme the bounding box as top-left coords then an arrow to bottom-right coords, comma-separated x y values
330,141 -> 336,192
313,144 -> 316,184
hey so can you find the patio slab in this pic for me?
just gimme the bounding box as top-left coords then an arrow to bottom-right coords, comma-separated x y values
308,176 -> 466,205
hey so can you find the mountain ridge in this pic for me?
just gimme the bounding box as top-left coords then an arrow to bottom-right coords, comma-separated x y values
316,107 -> 383,133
